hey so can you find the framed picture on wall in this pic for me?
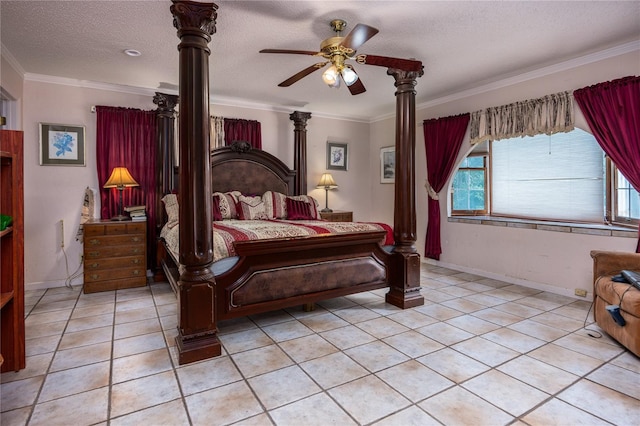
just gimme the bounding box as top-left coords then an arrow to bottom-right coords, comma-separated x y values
380,146 -> 395,183
39,123 -> 86,166
326,142 -> 348,171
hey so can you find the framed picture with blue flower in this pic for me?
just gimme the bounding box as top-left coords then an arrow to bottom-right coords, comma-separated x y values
39,123 -> 85,166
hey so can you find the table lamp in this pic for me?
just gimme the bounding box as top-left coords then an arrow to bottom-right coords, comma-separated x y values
317,173 -> 338,213
104,167 -> 139,221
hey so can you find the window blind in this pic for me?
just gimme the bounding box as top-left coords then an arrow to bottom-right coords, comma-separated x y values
491,129 -> 604,222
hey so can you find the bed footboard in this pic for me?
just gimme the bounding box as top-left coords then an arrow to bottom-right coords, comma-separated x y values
218,231 -> 390,319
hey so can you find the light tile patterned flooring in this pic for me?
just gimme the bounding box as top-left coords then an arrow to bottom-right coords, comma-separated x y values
1,264 -> 639,425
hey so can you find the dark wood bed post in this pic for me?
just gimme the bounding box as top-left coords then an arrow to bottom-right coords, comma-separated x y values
153,92 -> 179,280
290,111 -> 312,195
153,92 -> 179,197
171,0 -> 221,364
385,67 -> 425,309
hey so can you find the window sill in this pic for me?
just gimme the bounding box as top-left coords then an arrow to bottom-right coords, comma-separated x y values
448,216 -> 638,238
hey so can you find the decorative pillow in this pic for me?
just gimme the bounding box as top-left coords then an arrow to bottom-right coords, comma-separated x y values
213,191 -> 241,219
161,193 -> 179,229
287,195 -> 320,219
285,197 -> 314,220
262,191 -> 288,219
236,195 -> 268,220
212,194 -> 223,221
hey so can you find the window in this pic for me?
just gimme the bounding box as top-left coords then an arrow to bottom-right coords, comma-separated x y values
451,128 -> 638,228
451,155 -> 487,214
612,165 -> 640,225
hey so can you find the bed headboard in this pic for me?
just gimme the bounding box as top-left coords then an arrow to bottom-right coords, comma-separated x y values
211,141 -> 296,195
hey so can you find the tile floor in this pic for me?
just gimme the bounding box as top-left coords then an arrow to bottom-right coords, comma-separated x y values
1,264 -> 639,425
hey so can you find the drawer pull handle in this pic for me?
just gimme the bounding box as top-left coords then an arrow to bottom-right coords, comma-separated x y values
89,239 -> 101,245
90,274 -> 100,280
90,263 -> 99,268
89,251 -> 100,257
132,259 -> 140,264
132,270 -> 141,276
132,237 -> 141,242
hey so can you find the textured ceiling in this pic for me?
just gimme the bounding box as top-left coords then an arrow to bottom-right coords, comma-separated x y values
1,1 -> 639,121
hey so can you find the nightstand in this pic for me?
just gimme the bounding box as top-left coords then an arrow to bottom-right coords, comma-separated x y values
320,210 -> 353,222
83,220 -> 147,293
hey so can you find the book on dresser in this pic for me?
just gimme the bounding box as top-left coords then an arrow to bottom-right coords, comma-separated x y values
129,211 -> 147,221
125,205 -> 147,221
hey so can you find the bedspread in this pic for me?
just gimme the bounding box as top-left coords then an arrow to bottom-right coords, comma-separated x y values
161,219 -> 393,264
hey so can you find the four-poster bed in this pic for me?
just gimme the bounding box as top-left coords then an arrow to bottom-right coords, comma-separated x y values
160,0 -> 424,365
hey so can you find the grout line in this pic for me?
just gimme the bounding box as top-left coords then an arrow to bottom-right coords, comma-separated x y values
2,268 -> 636,426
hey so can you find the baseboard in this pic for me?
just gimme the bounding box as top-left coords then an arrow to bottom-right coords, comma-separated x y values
422,258 -> 593,301
26,279 -> 83,291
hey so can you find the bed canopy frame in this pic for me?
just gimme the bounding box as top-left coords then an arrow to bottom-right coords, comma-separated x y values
161,0 -> 424,365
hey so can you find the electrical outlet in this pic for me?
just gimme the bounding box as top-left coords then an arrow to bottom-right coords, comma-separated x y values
574,288 -> 588,297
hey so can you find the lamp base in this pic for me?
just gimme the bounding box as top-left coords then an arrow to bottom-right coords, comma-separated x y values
320,208 -> 333,213
110,215 -> 131,221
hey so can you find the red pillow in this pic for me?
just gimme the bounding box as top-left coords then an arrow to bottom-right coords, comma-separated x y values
286,197 -> 314,220
212,194 -> 223,221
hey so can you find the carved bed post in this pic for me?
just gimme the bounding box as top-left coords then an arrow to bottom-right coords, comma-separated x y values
153,92 -> 179,280
171,0 -> 221,364
154,92 -> 179,197
290,111 -> 312,195
385,67 -> 425,309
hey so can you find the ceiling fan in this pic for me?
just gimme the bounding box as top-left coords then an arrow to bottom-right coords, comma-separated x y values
260,19 -> 422,95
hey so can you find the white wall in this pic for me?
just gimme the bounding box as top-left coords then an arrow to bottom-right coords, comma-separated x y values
22,81 -> 153,289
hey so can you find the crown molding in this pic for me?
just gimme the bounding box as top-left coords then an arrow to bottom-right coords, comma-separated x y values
209,95 -> 368,123
17,39 -> 638,125
22,72 -> 369,123
1,43 -> 26,76
23,73 -> 160,97
372,39 -> 640,123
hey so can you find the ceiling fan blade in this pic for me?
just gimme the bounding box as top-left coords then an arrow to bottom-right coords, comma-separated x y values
356,54 -> 422,72
346,76 -> 366,95
260,49 -> 321,56
340,24 -> 379,52
342,66 -> 366,95
278,62 -> 328,87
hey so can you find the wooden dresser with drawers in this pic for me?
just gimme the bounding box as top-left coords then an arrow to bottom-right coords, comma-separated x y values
83,220 -> 147,293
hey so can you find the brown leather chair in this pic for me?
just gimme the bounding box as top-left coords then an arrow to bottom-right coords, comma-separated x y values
590,250 -> 640,357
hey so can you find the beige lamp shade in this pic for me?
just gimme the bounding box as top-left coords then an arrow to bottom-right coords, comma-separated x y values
317,173 -> 338,189
317,173 -> 338,213
104,167 -> 139,189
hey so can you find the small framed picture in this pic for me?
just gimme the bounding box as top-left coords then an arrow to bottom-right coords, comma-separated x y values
380,146 -> 395,183
39,123 -> 86,166
326,142 -> 348,171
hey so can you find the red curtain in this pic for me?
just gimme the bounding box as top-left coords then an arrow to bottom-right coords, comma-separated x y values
223,118 -> 262,149
574,76 -> 640,252
96,106 -> 157,261
424,113 -> 471,260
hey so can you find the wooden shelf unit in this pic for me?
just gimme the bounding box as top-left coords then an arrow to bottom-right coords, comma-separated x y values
0,130 -> 25,373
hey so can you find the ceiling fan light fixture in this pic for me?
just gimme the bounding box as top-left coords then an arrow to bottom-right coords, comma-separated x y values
341,66 -> 358,86
322,65 -> 340,88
